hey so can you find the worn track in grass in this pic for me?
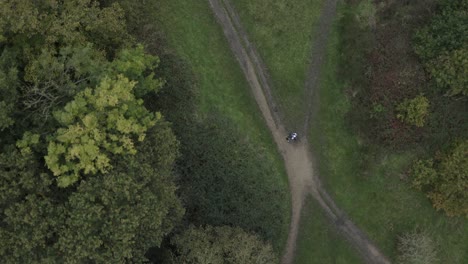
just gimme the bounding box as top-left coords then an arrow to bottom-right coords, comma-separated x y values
207,0 -> 391,263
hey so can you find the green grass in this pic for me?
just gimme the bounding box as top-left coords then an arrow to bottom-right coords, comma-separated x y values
231,0 -> 325,129
296,196 -> 362,264
309,2 -> 468,262
228,1 -> 367,262
155,0 -> 291,252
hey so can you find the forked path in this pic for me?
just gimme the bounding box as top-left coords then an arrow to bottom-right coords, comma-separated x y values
207,0 -> 391,263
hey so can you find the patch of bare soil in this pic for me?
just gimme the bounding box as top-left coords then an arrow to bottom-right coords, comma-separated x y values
207,0 -> 391,263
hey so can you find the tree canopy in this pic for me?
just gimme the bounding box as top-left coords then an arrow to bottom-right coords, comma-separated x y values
171,225 -> 278,264
411,140 -> 468,217
414,0 -> 468,96
0,1 -> 184,262
44,74 -> 159,187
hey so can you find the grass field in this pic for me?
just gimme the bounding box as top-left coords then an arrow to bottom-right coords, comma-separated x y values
308,2 -> 468,262
226,0 -> 366,261
231,0 -> 324,130
228,0 -> 467,262
228,0 -> 367,262
296,197 -> 362,264
154,0 -> 291,252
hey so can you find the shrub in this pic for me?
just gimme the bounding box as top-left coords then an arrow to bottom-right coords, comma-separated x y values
171,225 -> 278,264
396,94 -> 430,127
411,140 -> 468,217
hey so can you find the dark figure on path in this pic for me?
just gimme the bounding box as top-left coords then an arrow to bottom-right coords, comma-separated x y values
286,132 -> 298,143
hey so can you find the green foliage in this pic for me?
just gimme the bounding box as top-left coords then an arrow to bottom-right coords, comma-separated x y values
44,75 -> 159,187
0,0 -> 137,127
411,140 -> 468,217
0,101 -> 14,130
341,0 -> 425,149
176,115 -> 289,246
0,146 -> 52,209
427,48 -> 468,96
58,138 -> 183,263
21,45 -> 106,119
414,0 -> 468,96
1,124 -> 184,263
0,0 -> 130,51
109,45 -> 164,97
0,49 -> 19,131
148,53 -> 197,132
171,225 -> 278,264
414,0 -> 468,62
1,1 -> 185,263
411,160 -> 438,190
0,146 -> 60,263
312,2 -> 468,261
396,231 -> 438,264
396,94 -> 430,127
1,195 -> 63,263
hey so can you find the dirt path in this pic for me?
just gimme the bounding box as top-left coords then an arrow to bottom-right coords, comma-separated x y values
207,0 -> 391,263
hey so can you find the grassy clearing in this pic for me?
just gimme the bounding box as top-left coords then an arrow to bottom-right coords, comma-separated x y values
231,0 -> 324,129
296,196 -> 362,264
228,0 -> 366,261
309,2 -> 468,262
154,0 -> 290,252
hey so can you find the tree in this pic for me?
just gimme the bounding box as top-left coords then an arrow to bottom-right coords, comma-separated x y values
396,94 -> 430,127
0,146 -> 63,263
427,48 -> 468,96
0,1 -> 184,262
0,0 -> 135,129
107,45 -> 163,98
21,45 -> 107,121
396,231 -> 438,264
56,124 -> 183,263
414,0 -> 468,97
1,124 -> 184,263
411,140 -> 468,217
171,225 -> 278,264
0,69 -> 17,130
43,75 -> 159,187
0,0 -> 130,52
414,0 -> 467,62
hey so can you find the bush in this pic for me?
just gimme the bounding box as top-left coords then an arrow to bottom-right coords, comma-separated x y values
396,94 -> 430,127
411,140 -> 468,217
171,225 -> 278,264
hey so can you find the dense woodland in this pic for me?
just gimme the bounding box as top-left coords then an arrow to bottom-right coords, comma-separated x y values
0,0 -> 466,263
0,1 -> 286,262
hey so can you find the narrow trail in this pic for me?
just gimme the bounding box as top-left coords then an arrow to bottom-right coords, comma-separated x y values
207,0 -> 391,264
